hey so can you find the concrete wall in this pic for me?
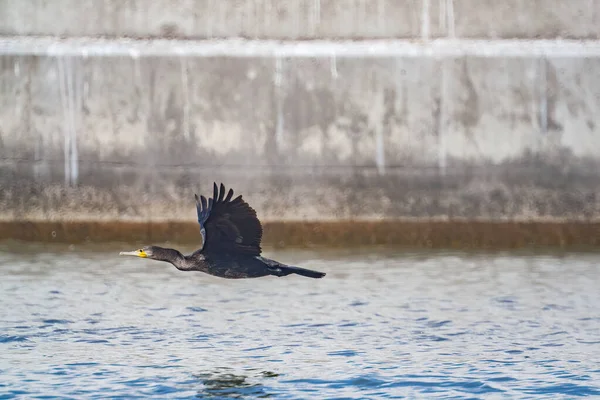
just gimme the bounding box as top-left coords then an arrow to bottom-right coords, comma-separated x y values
1,0 -> 600,228
1,0 -> 599,40
2,47 -> 600,223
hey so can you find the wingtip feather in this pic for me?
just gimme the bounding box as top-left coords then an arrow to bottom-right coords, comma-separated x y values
218,183 -> 226,202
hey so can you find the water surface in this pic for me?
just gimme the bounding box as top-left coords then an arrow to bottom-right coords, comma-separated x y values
1,243 -> 599,398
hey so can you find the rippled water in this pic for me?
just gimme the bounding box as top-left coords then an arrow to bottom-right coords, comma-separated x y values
1,242 -> 599,399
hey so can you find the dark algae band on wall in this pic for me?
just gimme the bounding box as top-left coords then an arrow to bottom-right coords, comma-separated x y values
2,220 -> 600,250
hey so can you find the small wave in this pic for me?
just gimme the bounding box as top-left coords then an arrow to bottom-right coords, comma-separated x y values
0,335 -> 28,343
521,383 -> 600,396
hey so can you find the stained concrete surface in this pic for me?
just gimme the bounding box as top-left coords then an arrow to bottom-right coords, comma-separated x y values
3,54 -> 600,168
1,0 -> 599,40
1,52 -> 600,225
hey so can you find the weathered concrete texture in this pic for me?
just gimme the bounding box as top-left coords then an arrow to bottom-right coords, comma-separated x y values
1,0 -> 599,40
2,164 -> 600,223
2,220 -> 600,249
1,52 -> 600,224
453,0 -> 600,39
0,0 -> 426,39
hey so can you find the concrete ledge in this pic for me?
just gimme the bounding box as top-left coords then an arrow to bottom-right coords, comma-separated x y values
4,37 -> 600,57
2,220 -> 599,250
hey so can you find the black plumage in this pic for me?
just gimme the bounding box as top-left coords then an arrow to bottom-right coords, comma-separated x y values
120,183 -> 326,279
195,183 -> 263,256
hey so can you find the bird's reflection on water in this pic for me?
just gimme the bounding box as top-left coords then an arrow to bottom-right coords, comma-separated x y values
193,368 -> 279,398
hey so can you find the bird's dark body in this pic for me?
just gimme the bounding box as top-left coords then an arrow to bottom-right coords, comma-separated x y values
192,252 -> 320,279
202,254 -> 274,279
121,183 -> 325,280
148,247 -> 324,279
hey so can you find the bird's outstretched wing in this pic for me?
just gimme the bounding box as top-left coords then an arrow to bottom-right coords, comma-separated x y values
195,183 -> 263,256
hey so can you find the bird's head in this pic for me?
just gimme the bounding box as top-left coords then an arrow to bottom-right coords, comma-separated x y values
119,246 -> 184,266
119,246 -> 156,259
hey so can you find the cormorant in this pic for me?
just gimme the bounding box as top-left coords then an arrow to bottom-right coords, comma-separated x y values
119,183 -> 326,279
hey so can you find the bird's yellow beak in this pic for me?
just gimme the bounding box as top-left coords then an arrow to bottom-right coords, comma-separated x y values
119,249 -> 147,258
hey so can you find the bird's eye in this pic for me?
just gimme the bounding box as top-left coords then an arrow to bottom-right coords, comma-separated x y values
138,249 -> 143,252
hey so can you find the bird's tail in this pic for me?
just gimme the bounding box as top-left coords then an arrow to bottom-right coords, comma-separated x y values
267,263 -> 325,278
279,265 -> 325,278
279,265 -> 326,279
259,256 -> 325,279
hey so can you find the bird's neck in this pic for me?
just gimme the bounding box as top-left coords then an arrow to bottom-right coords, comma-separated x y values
152,247 -> 189,271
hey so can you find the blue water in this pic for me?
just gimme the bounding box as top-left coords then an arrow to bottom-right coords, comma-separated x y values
1,243 -> 599,399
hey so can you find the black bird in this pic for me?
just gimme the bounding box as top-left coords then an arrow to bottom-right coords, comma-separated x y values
119,183 -> 326,279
